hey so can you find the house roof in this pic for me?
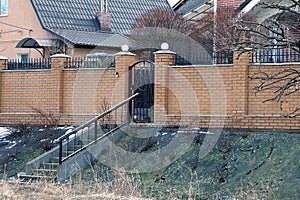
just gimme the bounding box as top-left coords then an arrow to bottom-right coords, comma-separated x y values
50,29 -> 133,48
173,0 -> 212,16
30,0 -> 171,47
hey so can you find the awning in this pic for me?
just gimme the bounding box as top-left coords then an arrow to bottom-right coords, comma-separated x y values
16,37 -> 63,48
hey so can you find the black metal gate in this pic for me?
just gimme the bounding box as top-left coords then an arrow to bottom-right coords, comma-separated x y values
128,60 -> 154,123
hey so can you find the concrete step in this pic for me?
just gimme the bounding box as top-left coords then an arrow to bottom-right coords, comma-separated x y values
50,156 -> 66,163
80,139 -> 95,145
66,144 -> 84,151
18,172 -> 57,182
61,150 -> 77,157
32,168 -> 58,176
40,162 -> 59,170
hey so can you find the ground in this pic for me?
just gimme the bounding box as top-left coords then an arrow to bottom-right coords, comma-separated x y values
0,126 -> 299,199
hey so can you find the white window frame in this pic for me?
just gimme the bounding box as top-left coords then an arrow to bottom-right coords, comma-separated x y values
0,0 -> 8,16
16,53 -> 29,63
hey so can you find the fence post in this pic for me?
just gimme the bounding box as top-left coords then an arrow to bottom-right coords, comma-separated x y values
153,43 -> 176,125
231,51 -> 252,128
0,56 -> 7,70
0,56 -> 8,114
114,45 -> 136,122
50,54 -> 70,116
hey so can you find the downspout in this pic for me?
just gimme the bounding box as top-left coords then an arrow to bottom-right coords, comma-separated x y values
213,0 -> 217,65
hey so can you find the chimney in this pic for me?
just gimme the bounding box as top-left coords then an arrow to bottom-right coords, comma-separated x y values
217,0 -> 245,11
96,0 -> 111,31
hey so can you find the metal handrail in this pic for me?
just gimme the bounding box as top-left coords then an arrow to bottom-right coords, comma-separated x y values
58,93 -> 139,164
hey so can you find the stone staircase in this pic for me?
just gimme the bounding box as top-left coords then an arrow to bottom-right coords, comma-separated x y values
18,94 -> 139,183
18,126 -> 108,182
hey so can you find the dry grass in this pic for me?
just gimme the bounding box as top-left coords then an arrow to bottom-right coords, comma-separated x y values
0,172 -> 148,200
0,176 -> 277,200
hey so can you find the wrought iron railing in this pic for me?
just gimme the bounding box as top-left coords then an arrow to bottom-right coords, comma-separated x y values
214,51 -> 234,64
252,48 -> 300,63
6,58 -> 51,70
66,56 -> 115,69
57,93 -> 139,165
175,51 -> 233,65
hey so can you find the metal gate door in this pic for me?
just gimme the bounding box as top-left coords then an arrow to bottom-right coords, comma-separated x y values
128,60 -> 154,123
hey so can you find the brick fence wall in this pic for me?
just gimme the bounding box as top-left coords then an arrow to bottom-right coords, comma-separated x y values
0,49 -> 300,130
159,51 -> 300,130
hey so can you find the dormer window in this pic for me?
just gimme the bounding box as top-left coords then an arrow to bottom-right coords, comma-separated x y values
0,0 -> 8,16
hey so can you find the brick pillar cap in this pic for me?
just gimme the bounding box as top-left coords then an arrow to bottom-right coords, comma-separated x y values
0,56 -> 8,60
50,54 -> 71,58
154,50 -> 176,55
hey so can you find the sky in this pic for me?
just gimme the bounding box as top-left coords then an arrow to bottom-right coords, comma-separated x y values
168,0 -> 180,6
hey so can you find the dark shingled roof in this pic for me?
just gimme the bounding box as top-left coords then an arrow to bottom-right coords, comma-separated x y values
174,0 -> 211,16
31,0 -> 171,47
237,0 -> 252,10
50,29 -> 132,47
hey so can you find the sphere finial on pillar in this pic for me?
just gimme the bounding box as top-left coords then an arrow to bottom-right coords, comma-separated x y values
121,44 -> 129,52
161,43 -> 169,50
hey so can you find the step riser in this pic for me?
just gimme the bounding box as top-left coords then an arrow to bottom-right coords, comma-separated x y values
32,169 -> 58,177
40,163 -> 59,170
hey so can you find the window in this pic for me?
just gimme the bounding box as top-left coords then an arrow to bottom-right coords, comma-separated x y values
17,53 -> 29,63
0,0 -> 8,16
267,28 -> 283,63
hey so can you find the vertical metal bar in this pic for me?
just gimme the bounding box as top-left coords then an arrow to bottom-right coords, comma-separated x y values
59,140 -> 63,165
94,120 -> 98,141
128,66 -> 133,122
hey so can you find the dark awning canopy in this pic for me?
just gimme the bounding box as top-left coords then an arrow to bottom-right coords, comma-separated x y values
16,37 -> 62,48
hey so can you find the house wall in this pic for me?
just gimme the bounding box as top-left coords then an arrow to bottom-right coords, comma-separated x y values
0,50 -> 300,130
217,0 -> 245,10
0,0 -> 51,59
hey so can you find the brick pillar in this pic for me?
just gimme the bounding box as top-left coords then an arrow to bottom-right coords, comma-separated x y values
114,45 -> 136,122
0,56 -> 8,70
231,51 -> 252,127
0,56 -> 8,114
153,43 -> 176,124
50,54 -> 70,115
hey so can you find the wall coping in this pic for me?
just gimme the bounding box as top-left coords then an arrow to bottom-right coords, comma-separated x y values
170,64 -> 234,68
114,51 -> 136,56
50,54 -> 71,58
249,62 -> 300,66
1,69 -> 51,72
63,68 -> 115,71
0,56 -> 8,60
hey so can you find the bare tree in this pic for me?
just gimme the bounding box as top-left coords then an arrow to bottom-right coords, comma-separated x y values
130,8 -> 212,64
233,0 -> 300,116
232,0 -> 300,53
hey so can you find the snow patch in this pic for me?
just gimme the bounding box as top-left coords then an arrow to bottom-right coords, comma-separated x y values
0,127 -> 12,139
6,141 -> 17,149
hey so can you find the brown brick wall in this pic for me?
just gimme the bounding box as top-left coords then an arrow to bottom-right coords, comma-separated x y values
62,69 -> 115,118
0,70 -> 57,113
1,52 -> 300,130
163,60 -> 300,130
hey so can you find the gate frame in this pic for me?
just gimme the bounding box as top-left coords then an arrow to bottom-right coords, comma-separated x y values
128,60 -> 155,123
